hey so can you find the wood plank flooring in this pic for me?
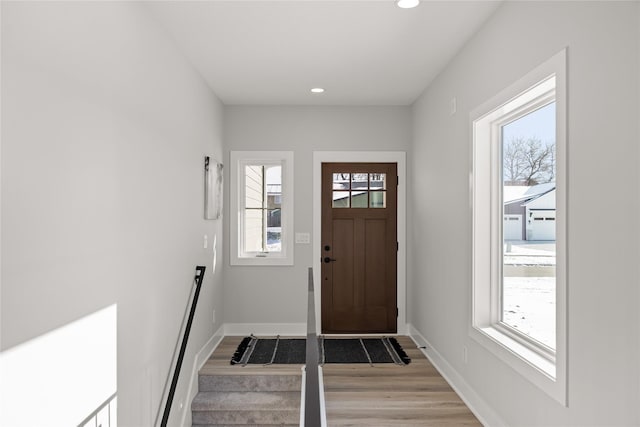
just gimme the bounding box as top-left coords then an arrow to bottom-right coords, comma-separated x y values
322,336 -> 481,426
202,336 -> 481,426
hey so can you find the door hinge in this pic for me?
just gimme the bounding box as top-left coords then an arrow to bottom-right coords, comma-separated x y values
397,175 -> 399,186
397,241 -> 399,252
396,307 -> 399,318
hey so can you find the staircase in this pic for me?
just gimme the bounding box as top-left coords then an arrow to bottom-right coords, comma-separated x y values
191,371 -> 302,426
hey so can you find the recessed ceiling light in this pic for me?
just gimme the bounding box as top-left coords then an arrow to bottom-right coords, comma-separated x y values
311,88 -> 325,94
396,0 -> 419,9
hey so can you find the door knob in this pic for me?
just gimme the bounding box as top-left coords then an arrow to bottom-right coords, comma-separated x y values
324,257 -> 336,263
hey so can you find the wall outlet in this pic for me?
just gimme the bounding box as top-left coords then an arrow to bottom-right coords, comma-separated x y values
212,309 -> 216,324
463,345 -> 468,364
450,96 -> 457,115
203,234 -> 208,249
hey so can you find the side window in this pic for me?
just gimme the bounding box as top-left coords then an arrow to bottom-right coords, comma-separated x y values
230,151 -> 294,266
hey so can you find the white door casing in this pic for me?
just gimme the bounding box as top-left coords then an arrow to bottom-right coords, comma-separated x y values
313,151 -> 407,335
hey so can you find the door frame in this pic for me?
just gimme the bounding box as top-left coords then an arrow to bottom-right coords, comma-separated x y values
313,151 -> 406,335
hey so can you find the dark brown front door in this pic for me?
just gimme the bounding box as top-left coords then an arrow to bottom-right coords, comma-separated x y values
321,163 -> 397,334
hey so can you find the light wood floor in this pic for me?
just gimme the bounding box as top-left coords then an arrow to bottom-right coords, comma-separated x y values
322,336 -> 481,426
203,336 -> 481,426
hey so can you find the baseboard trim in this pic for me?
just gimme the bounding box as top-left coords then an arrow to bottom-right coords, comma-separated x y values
407,324 -> 505,427
180,324 -> 225,427
223,322 -> 306,336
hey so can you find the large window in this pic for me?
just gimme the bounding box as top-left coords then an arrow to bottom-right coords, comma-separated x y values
230,151 -> 293,266
471,50 -> 566,404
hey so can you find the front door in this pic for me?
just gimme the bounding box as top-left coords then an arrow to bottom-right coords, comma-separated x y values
321,163 -> 397,333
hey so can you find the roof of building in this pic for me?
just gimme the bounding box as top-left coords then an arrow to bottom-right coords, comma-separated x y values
503,182 -> 555,205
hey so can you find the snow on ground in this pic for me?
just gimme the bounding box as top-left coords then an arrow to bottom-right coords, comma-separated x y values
502,241 -> 556,348
503,277 -> 555,348
504,254 -> 555,266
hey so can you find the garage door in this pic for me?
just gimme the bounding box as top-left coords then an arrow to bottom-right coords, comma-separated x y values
503,215 -> 522,241
530,211 -> 555,241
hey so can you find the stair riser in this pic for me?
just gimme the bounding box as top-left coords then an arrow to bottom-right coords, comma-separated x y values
192,410 -> 299,425
199,375 -> 301,392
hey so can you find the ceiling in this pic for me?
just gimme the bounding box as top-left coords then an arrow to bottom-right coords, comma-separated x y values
147,1 -> 502,106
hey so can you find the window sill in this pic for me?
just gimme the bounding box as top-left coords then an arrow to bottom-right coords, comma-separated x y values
470,324 -> 565,405
230,255 -> 293,266
476,325 -> 554,377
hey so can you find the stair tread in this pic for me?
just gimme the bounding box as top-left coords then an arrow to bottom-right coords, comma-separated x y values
199,372 -> 302,378
200,364 -> 302,377
191,391 -> 301,412
199,373 -> 302,392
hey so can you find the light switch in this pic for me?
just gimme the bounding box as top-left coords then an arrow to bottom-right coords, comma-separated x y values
295,232 -> 310,244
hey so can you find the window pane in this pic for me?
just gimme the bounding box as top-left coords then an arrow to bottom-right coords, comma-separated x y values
501,102 -> 556,349
245,165 -> 264,209
265,165 -> 282,209
244,208 -> 264,252
370,191 -> 386,208
268,166 -> 283,252
333,173 -> 350,190
369,173 -> 386,190
350,191 -> 368,208
351,173 -> 369,190
266,209 -> 282,252
267,208 -> 281,228
265,165 -> 282,208
266,207 -> 281,252
332,191 -> 350,208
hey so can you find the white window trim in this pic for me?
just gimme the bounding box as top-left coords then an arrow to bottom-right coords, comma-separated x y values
230,151 -> 294,266
470,49 -> 567,405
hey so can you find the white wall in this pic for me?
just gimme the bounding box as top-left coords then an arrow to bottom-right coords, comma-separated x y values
1,3 -> 224,426
410,1 -> 640,426
223,106 -> 411,330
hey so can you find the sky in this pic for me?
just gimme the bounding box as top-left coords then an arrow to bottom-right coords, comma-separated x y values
502,101 -> 556,144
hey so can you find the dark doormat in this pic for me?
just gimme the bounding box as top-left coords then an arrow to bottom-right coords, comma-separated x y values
230,336 -> 410,366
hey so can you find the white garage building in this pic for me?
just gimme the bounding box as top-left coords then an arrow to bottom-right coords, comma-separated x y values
503,183 -> 556,241
524,189 -> 556,241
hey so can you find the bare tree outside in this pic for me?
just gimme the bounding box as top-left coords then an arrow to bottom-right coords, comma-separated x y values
503,136 -> 555,185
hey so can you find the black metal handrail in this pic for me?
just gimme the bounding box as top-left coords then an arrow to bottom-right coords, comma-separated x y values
158,266 -> 206,427
304,267 -> 322,426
